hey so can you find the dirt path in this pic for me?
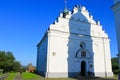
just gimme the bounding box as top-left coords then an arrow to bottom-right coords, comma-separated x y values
14,73 -> 22,80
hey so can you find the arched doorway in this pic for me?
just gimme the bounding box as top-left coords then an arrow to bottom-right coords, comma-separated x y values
81,61 -> 86,76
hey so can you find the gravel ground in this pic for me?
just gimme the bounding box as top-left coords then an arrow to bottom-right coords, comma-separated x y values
14,73 -> 22,80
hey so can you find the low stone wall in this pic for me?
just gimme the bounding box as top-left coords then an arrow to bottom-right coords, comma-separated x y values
0,74 -> 8,80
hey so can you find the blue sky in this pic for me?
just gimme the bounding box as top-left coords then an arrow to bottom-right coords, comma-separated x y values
0,0 -> 117,66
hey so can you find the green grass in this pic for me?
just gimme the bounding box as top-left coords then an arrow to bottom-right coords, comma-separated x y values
5,72 -> 17,80
22,72 -> 40,79
0,73 -> 3,76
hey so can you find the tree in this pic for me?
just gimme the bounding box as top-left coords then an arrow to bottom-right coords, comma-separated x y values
6,51 -> 15,62
0,51 -> 21,73
111,57 -> 119,74
12,61 -> 21,72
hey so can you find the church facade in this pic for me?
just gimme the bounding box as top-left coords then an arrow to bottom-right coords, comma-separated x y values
36,5 -> 113,78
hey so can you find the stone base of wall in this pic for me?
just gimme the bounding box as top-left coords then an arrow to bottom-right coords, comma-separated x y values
45,72 -> 69,78
37,71 -> 113,78
94,72 -> 113,77
39,72 -> 79,78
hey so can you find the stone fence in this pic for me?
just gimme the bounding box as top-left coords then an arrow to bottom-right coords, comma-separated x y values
0,74 -> 8,80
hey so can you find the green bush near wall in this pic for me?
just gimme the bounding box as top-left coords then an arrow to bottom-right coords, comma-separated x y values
111,57 -> 119,74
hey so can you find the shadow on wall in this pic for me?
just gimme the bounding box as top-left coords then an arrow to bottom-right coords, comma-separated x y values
67,5 -> 94,77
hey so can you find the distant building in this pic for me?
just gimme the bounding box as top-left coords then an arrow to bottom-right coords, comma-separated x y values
26,63 -> 35,72
112,0 -> 120,68
36,5 -> 113,78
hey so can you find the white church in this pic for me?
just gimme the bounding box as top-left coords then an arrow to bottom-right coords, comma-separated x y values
36,4 -> 113,78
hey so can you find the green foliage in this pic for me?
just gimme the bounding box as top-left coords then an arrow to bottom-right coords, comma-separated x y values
0,51 -> 21,72
111,57 -> 119,74
113,69 -> 120,74
12,61 -> 21,72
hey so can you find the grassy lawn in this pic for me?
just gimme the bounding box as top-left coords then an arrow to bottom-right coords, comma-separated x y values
22,72 -> 40,80
0,73 -> 3,76
5,72 -> 17,80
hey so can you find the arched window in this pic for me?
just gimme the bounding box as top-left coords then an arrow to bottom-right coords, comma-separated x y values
81,50 -> 86,57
